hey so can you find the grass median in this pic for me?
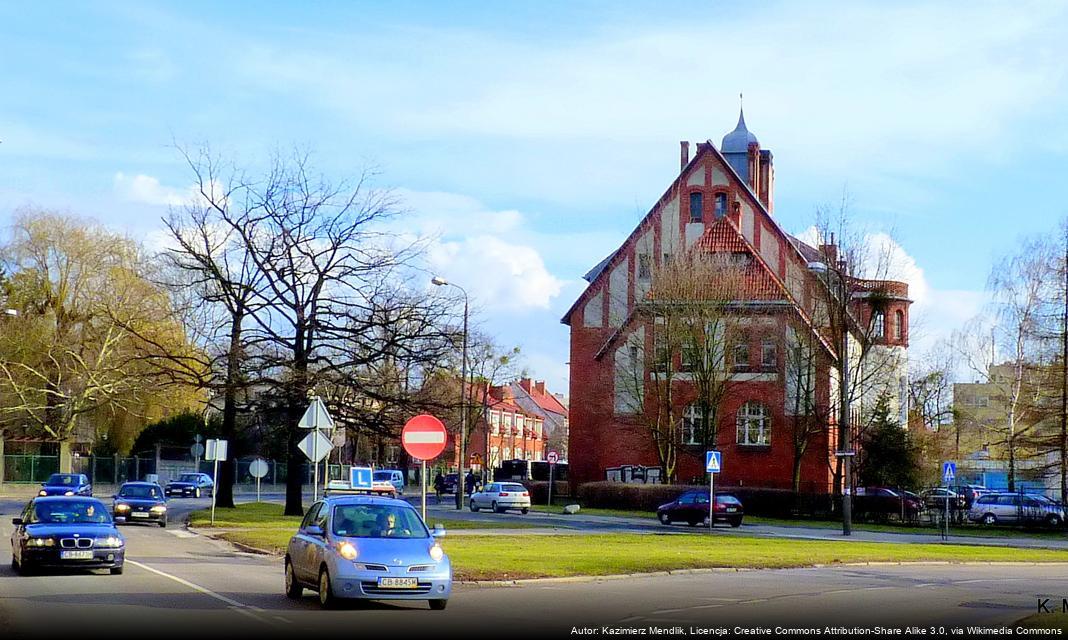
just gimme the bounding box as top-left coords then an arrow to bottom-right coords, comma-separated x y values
185,504 -> 1068,581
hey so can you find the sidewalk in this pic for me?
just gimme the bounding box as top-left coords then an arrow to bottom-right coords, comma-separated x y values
0,483 -> 289,499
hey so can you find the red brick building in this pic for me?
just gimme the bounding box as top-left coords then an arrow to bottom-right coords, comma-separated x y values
562,109 -> 910,492
465,383 -> 548,471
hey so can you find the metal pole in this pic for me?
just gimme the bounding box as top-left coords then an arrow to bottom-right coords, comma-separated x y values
257,475 -> 261,503
455,294 -> 469,510
421,460 -> 427,522
313,450 -> 320,502
548,463 -> 554,514
943,492 -> 949,541
839,276 -> 852,537
709,470 -> 715,532
210,457 -> 219,525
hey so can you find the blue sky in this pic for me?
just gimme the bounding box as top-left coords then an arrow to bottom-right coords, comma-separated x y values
4,1 -> 1068,393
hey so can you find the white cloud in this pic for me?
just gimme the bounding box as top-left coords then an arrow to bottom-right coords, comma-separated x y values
428,235 -> 563,312
113,172 -> 190,207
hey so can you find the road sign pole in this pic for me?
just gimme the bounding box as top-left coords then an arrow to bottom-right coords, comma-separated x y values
257,475 -> 261,503
211,457 -> 219,526
421,460 -> 427,522
709,470 -> 715,532
313,449 -> 319,502
944,493 -> 949,541
548,463 -> 554,515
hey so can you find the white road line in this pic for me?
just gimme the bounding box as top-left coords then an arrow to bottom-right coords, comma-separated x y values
126,559 -> 275,626
167,530 -> 198,539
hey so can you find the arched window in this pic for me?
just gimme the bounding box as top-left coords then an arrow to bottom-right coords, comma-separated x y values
872,311 -> 885,338
736,401 -> 770,446
714,193 -> 728,218
689,192 -> 704,223
895,310 -> 905,341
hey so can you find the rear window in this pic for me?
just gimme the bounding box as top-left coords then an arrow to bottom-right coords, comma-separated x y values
977,495 -> 997,505
501,484 -> 526,492
716,495 -> 742,505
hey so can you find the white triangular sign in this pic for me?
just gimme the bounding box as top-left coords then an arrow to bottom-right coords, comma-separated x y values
298,397 -> 335,430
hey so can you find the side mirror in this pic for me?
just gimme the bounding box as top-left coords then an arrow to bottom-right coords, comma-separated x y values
12,518 -> 23,526
306,525 -> 325,537
432,524 -> 446,538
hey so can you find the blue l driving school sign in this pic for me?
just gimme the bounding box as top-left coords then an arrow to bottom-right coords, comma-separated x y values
705,451 -> 722,473
350,466 -> 373,489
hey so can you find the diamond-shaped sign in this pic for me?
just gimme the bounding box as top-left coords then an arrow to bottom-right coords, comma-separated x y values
298,397 -> 335,430
705,450 -> 721,473
298,430 -> 333,462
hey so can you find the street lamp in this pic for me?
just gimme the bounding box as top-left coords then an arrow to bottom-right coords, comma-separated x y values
808,261 -> 853,536
432,276 -> 469,510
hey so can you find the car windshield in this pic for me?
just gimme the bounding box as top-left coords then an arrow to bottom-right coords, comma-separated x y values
119,485 -> 161,499
45,474 -> 79,486
373,472 -> 394,481
179,474 -> 199,482
32,500 -> 111,525
331,504 -> 428,539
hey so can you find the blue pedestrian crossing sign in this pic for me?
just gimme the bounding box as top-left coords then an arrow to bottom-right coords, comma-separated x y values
942,461 -> 956,484
705,451 -> 722,474
350,466 -> 373,490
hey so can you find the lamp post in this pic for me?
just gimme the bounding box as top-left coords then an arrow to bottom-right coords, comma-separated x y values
432,276 -> 469,510
808,261 -> 853,536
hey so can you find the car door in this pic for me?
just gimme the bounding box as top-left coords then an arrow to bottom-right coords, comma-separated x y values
292,502 -> 322,581
307,503 -> 331,575
694,493 -> 711,522
478,484 -> 495,508
676,493 -> 697,521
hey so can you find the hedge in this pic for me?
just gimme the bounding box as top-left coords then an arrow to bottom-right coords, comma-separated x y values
572,482 -> 836,518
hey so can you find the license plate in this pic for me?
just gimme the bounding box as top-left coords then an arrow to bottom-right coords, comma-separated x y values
131,512 -> 150,518
726,508 -> 738,513
377,577 -> 418,589
60,550 -> 94,560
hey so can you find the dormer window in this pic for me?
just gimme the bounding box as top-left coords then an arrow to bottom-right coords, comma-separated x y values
714,193 -> 728,218
689,192 -> 703,223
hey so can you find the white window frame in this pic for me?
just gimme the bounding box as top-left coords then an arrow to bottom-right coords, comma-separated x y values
682,404 -> 701,445
736,401 -> 770,446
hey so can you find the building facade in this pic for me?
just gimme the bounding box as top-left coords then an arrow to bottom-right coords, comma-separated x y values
563,110 -> 910,492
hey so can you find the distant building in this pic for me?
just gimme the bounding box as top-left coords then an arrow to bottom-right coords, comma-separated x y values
511,378 -> 569,460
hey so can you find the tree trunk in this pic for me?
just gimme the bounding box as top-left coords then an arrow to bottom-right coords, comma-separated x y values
215,307 -> 244,509
283,330 -> 309,517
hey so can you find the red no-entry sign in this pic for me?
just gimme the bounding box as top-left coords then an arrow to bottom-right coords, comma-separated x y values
402,414 -> 448,461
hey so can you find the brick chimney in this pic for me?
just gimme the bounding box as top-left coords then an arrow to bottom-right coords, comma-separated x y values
680,141 -> 690,171
535,380 -> 546,396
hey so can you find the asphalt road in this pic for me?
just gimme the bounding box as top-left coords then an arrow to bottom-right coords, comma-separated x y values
2,496 -> 1066,639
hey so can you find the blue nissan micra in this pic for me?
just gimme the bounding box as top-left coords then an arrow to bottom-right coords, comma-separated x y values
285,494 -> 451,610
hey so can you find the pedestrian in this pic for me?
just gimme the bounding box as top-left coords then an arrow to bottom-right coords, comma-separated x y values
465,470 -> 475,495
434,472 -> 445,503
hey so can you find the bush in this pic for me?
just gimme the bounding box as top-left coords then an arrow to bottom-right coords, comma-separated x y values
574,482 -> 835,518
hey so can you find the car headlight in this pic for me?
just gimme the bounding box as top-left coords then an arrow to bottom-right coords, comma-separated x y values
115,503 -> 130,511
150,505 -> 167,513
38,490 -> 47,496
64,491 -> 74,496
429,544 -> 444,562
337,541 -> 358,561
95,536 -> 123,548
27,537 -> 55,547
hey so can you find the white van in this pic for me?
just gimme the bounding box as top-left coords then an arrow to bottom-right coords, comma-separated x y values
373,469 -> 405,496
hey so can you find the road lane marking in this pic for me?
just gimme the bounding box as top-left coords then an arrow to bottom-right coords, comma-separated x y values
126,559 -> 275,626
167,530 -> 198,539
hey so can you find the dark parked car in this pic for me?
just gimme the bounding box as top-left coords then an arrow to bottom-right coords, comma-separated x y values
38,473 -> 93,497
853,487 -> 922,521
10,496 -> 125,575
657,491 -> 744,527
442,473 -> 459,494
165,473 -> 214,498
113,482 -> 168,527
920,487 -> 967,511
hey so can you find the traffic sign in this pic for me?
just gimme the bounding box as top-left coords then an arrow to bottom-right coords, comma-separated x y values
705,451 -> 721,473
298,397 -> 335,430
350,466 -> 373,490
470,452 -> 483,465
401,414 -> 448,461
942,461 -> 956,484
190,443 -> 205,458
547,451 -> 559,465
205,439 -> 228,462
249,458 -> 269,479
298,430 -> 333,462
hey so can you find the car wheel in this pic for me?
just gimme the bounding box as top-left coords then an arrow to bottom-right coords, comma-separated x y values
658,512 -> 671,525
110,565 -> 124,576
10,555 -> 19,573
470,500 -> 479,512
1047,514 -> 1063,528
318,568 -> 338,610
688,519 -> 700,527
521,508 -> 529,515
492,501 -> 503,513
159,518 -> 167,528
729,518 -> 742,528
195,488 -> 201,499
982,513 -> 997,526
284,559 -> 303,599
429,599 -> 447,610
15,557 -> 33,576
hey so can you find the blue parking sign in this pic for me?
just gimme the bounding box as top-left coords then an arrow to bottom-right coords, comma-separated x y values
351,466 -> 373,490
705,451 -> 722,473
942,461 -> 956,484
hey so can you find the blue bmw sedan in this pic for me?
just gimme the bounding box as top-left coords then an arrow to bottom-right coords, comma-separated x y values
10,496 -> 125,575
284,495 -> 451,610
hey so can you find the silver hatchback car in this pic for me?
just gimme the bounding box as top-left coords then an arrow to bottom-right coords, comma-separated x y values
968,492 -> 1065,527
284,495 -> 451,609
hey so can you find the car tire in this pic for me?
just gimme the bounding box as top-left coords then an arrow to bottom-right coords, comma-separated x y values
982,513 -> 997,526
1047,514 -> 1063,528
318,568 -> 338,610
10,555 -> 19,573
429,599 -> 447,610
110,565 -> 124,575
729,518 -> 742,528
470,500 -> 479,512
658,512 -> 671,525
284,559 -> 303,599
195,488 -> 202,499
688,520 -> 700,527
15,557 -> 33,576
492,501 -> 502,514
159,519 -> 167,528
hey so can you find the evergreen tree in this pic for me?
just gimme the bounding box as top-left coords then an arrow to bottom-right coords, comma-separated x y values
858,393 -> 920,490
